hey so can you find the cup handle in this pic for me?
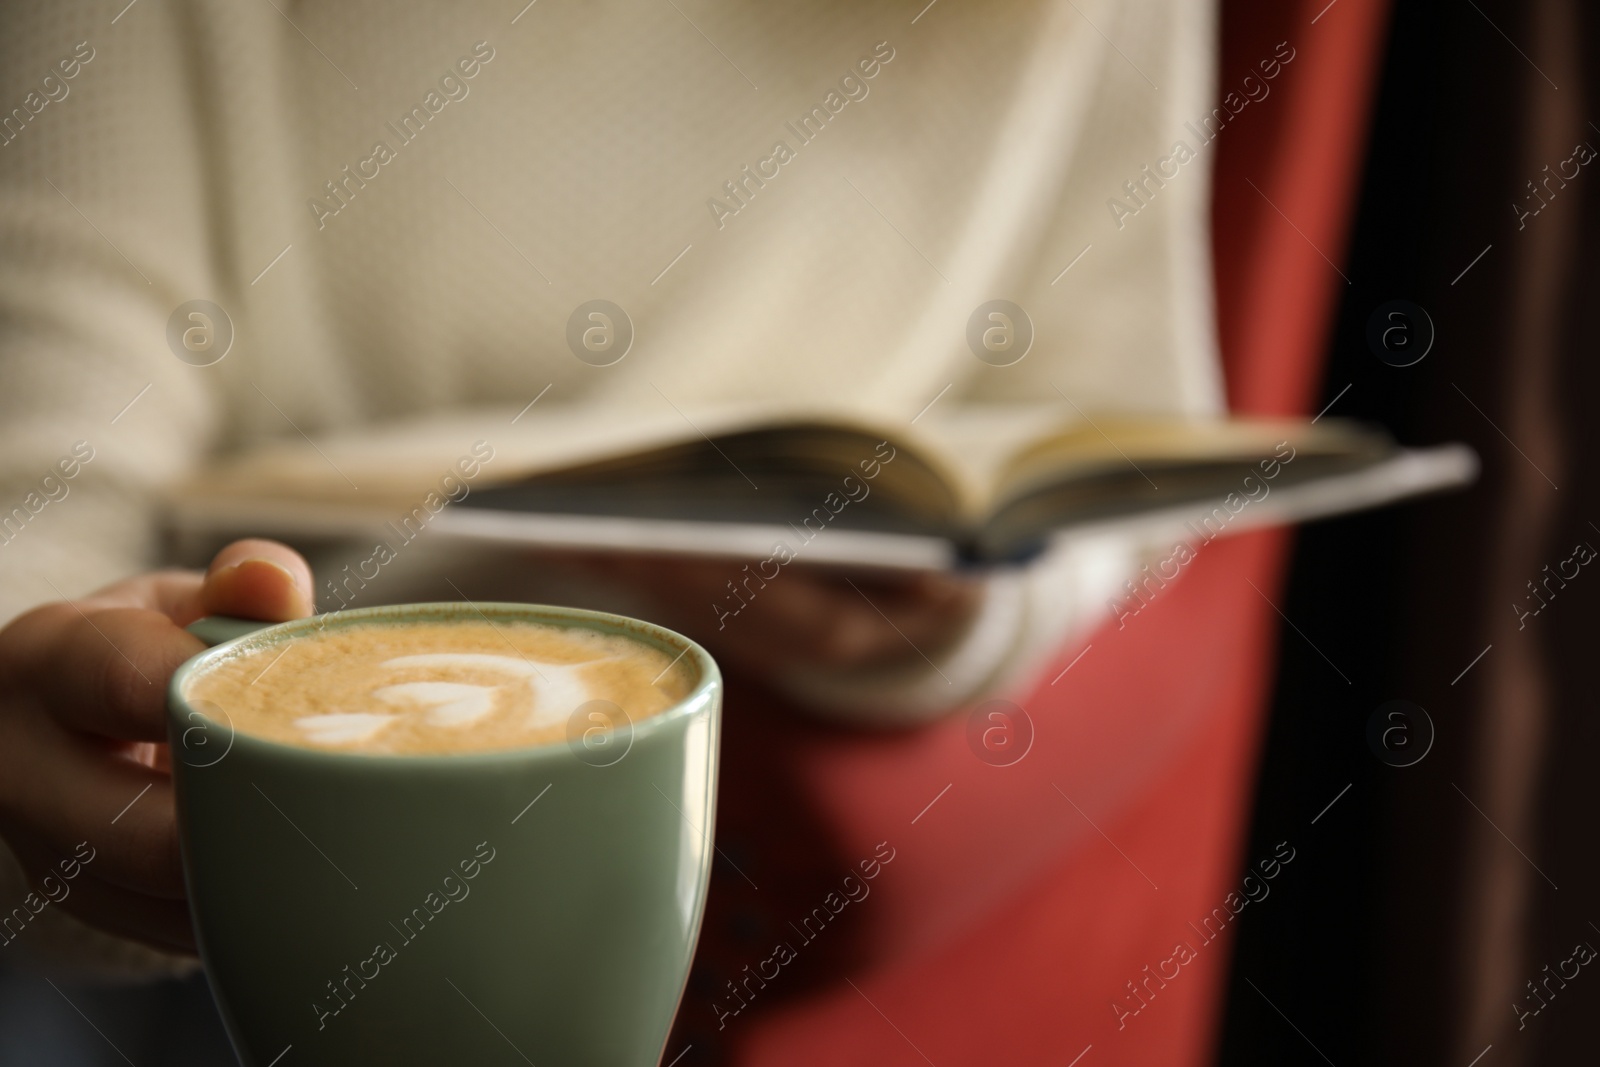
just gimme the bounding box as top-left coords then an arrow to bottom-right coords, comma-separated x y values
185,616 -> 279,648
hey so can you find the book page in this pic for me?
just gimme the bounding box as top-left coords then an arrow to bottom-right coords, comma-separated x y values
180,399 -> 902,502
907,403 -> 1083,514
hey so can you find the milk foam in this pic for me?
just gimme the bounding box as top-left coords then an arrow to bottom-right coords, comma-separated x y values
291,652 -> 608,747
186,619 -> 690,756
295,713 -> 397,745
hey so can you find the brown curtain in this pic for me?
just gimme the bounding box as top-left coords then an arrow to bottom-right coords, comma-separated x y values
1373,0 -> 1596,1061
1218,0 -> 1600,1063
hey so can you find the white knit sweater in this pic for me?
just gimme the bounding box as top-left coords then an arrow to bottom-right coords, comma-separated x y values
0,0 -> 1218,976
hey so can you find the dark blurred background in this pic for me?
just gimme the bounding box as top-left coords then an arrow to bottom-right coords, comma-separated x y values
1220,0 -> 1599,1063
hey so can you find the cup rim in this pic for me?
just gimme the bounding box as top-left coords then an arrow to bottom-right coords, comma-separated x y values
167,601 -> 721,765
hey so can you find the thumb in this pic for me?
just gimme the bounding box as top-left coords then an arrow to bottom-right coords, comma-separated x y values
198,539 -> 315,622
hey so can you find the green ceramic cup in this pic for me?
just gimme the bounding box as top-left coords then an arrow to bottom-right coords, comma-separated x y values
166,602 -> 721,1067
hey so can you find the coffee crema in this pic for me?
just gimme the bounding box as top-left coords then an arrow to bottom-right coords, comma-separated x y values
185,620 -> 692,755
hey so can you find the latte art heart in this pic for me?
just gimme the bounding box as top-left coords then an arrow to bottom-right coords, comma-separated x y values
372,682 -> 495,726
186,620 -> 691,756
376,653 -> 602,727
294,713 -> 398,745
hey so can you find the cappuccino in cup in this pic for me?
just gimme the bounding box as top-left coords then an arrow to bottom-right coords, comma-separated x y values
169,602 -> 721,1066
185,619 -> 691,755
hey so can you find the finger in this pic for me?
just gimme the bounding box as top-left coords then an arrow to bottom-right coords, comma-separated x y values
821,569 -> 980,623
84,570 -> 205,622
5,834 -> 195,954
711,582 -> 900,669
556,552 -> 977,667
0,727 -> 183,898
596,554 -> 885,664
55,874 -> 196,955
856,570 -> 979,606
727,572 -> 980,668
9,604 -> 202,741
199,538 -> 314,622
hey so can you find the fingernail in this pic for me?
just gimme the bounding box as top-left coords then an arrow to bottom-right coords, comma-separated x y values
236,557 -> 300,584
214,557 -> 310,602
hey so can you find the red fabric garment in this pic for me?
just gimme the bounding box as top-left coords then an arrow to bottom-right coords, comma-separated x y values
671,2 -> 1390,1063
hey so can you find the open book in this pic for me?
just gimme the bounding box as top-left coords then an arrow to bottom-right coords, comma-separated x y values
167,402 -> 1477,571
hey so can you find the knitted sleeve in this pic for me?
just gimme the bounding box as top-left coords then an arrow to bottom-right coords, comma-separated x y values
0,0 -> 221,978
